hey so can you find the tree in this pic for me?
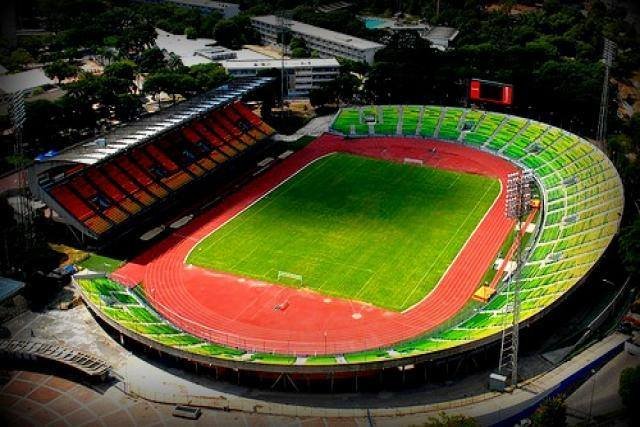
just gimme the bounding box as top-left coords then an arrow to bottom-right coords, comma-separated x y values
23,99 -> 66,153
291,47 -> 308,58
188,63 -> 228,92
104,59 -> 138,82
144,71 -> 197,103
531,395 -> 567,427
7,48 -> 35,71
44,60 -> 80,83
619,365 -> 640,417
137,47 -> 168,73
185,26 -> 197,39
309,83 -> 336,108
213,15 -> 259,49
619,218 -> 640,276
113,94 -> 143,122
290,37 -> 310,58
420,412 -> 478,426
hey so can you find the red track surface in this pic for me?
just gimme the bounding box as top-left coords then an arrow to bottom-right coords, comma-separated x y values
115,135 -> 517,355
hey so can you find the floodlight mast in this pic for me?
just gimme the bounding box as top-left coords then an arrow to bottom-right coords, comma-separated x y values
276,11 -> 292,108
8,90 -> 35,254
596,38 -> 616,153
497,170 -> 533,388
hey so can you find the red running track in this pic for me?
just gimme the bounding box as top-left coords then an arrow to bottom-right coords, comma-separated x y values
115,135 -> 517,355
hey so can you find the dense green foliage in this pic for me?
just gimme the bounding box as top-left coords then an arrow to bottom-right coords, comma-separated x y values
188,153 -> 499,311
619,365 -> 640,416
421,412 -> 479,427
531,395 -> 567,427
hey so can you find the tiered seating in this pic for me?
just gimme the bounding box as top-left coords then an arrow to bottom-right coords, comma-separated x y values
438,108 -> 464,140
401,105 -> 421,135
231,101 -> 275,136
464,112 -> 504,145
373,106 -> 400,135
46,102 -> 274,237
72,105 -> 622,368
329,105 -> 624,362
76,276 -> 249,359
419,106 -> 443,137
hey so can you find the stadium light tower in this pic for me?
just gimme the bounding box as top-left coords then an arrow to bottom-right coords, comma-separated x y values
596,38 -> 616,152
496,170 -> 533,389
276,10 -> 292,107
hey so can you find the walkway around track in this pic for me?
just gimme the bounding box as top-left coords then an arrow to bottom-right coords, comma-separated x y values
116,332 -> 630,425
115,135 -> 518,355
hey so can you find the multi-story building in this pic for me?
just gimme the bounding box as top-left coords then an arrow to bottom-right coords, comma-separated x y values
221,58 -> 340,97
134,0 -> 240,18
251,15 -> 384,65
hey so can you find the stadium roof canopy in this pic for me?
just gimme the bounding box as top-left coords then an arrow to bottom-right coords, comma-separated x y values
42,77 -> 273,166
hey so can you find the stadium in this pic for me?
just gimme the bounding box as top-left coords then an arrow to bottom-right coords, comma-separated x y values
27,78 -> 624,390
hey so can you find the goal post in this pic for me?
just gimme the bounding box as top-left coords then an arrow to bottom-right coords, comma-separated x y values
277,270 -> 303,285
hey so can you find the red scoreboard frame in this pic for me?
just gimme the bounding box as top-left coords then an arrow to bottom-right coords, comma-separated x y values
469,79 -> 513,106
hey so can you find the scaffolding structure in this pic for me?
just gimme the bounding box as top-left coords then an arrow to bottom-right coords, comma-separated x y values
497,170 -> 533,388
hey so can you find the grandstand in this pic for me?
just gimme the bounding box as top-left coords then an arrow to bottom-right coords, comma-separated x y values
29,78 -> 275,239
70,103 -> 622,380
329,105 -> 623,353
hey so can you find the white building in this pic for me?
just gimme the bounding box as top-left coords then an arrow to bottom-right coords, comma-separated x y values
221,58 -> 340,97
424,26 -> 459,51
134,0 -> 239,18
251,15 -> 384,65
154,29 -> 269,67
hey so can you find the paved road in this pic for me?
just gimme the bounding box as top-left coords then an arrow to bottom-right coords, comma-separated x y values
566,349 -> 638,424
0,371 -> 368,426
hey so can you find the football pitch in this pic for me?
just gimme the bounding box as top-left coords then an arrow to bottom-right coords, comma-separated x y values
187,153 -> 500,311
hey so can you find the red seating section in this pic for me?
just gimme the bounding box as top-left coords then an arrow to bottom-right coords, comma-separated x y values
47,102 -> 274,236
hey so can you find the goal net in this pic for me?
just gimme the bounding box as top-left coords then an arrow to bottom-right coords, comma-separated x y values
277,271 -> 303,286
403,158 -> 424,166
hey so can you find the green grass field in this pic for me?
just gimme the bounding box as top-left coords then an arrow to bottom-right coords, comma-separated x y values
187,154 -> 500,311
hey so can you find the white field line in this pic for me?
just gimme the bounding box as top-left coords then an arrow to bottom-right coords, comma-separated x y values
183,153 -> 336,265
401,178 -> 505,314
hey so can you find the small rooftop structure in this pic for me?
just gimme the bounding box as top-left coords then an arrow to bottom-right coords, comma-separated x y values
425,26 -> 459,51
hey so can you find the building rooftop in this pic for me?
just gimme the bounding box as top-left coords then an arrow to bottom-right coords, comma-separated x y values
426,26 -> 460,42
0,68 -> 54,94
222,58 -> 340,70
155,29 -> 269,67
40,78 -> 273,166
168,0 -> 238,9
252,15 -> 384,51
